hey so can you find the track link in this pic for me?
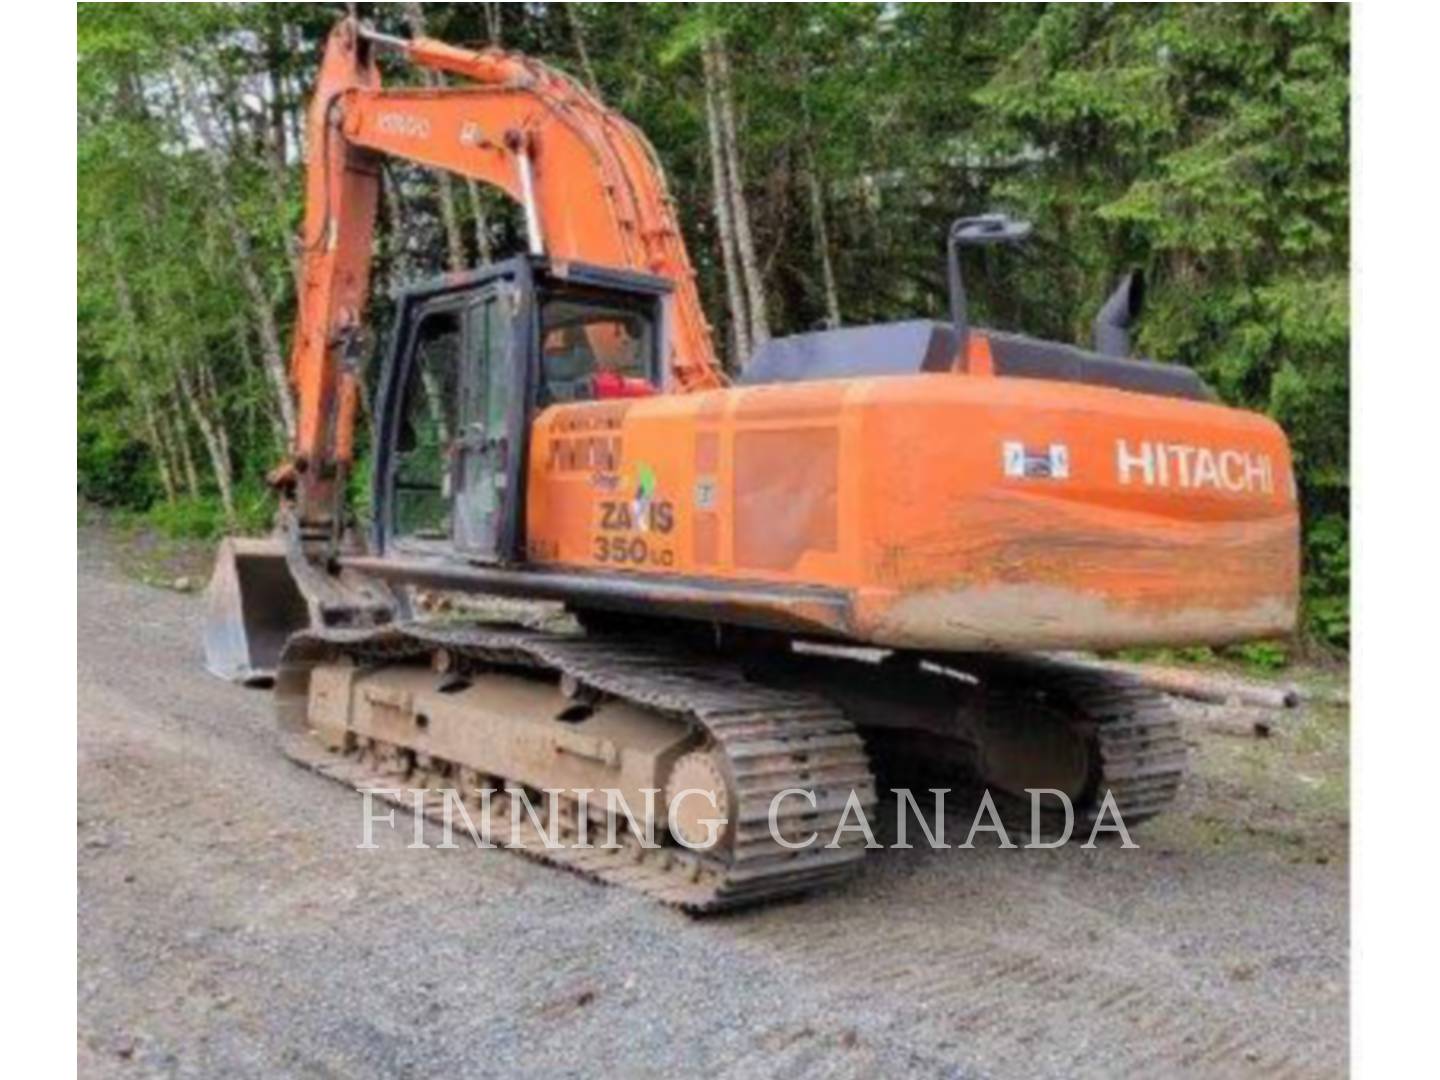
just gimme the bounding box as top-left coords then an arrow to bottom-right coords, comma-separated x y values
276,622 -> 877,912
965,653 -> 1190,827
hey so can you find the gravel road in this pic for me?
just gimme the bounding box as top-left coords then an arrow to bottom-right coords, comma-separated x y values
78,528 -> 1347,1078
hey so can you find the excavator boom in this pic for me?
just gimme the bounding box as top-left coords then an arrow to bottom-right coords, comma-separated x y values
284,19 -> 721,525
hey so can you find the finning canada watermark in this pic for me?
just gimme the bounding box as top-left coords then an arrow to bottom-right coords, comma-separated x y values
358,786 -> 1137,851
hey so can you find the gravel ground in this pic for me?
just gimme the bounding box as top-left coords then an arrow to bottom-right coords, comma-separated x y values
78,527 -> 1348,1078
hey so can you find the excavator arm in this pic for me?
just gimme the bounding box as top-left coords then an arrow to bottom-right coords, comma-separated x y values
283,18 -> 722,525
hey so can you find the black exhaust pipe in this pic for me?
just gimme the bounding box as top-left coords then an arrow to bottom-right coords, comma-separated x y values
946,213 -> 1032,361
1093,269 -> 1145,358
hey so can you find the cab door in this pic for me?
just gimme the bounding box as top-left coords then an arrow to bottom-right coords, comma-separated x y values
453,283 -> 524,561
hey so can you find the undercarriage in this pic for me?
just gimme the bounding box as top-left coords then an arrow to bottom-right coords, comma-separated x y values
275,616 -> 1187,912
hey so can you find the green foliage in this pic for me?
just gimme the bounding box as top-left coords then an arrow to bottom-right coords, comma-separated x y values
76,2 -> 1350,649
1224,641 -> 1292,673
144,480 -> 274,541
1302,513 -> 1350,647
971,3 -> 1349,647
1116,641 -> 1291,675
143,494 -> 235,542
78,337 -> 158,508
347,449 -> 376,534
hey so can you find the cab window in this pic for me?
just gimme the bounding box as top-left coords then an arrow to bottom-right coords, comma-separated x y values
539,293 -> 655,405
392,308 -> 461,541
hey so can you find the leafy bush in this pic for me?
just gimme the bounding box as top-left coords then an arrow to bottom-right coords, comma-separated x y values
1221,641 -> 1291,672
143,495 -> 231,541
143,481 -> 274,541
1302,513 -> 1350,648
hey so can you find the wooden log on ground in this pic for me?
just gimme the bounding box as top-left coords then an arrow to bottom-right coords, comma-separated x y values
1053,657 -> 1301,710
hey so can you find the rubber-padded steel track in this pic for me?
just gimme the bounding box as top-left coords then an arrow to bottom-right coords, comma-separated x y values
277,622 -> 878,912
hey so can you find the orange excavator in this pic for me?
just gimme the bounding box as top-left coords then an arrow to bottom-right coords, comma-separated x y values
205,17 -> 1298,910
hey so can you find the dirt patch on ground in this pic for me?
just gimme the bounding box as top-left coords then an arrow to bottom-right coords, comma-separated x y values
82,507 -> 217,594
1158,692 -> 1348,866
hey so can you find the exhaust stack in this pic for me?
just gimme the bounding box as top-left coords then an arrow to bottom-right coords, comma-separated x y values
1093,270 -> 1145,358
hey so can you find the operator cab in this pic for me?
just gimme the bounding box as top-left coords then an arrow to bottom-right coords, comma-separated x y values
372,255 -> 670,566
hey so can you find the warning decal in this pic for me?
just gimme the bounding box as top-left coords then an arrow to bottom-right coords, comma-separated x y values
1002,441 -> 1070,480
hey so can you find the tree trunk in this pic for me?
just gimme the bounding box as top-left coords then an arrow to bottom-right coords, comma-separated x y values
264,16 -> 288,168
100,222 -> 178,503
236,323 -> 287,453
702,42 -> 750,368
138,391 -> 178,504
383,164 -> 415,282
710,36 -> 769,350
464,179 -> 494,265
258,27 -> 301,291
404,2 -> 472,274
485,3 -> 504,45
803,142 -> 842,328
155,405 -> 190,501
435,167 -> 467,272
196,354 -> 233,472
176,360 -> 237,526
566,5 -> 601,93
170,396 -> 202,499
174,67 -> 298,445
281,24 -> 306,161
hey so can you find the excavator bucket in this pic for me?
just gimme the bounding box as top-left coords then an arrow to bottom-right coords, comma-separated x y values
203,536 -> 311,685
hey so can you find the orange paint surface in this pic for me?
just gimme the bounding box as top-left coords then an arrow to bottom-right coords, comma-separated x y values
526,362 -> 1299,651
